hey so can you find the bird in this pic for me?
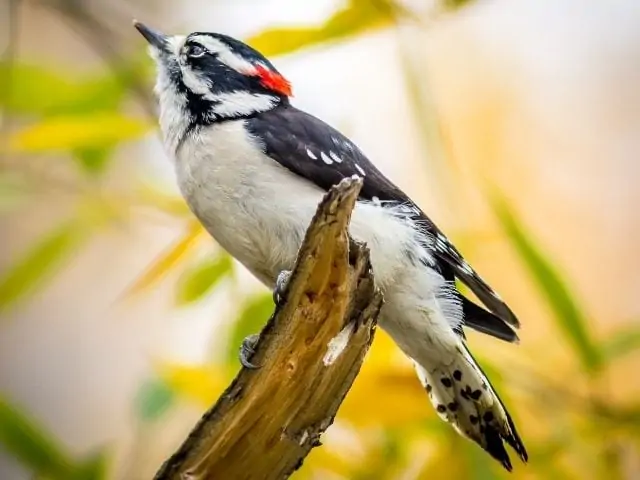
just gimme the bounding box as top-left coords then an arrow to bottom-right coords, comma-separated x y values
134,21 -> 528,471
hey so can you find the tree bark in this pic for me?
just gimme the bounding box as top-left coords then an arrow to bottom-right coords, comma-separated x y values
154,176 -> 383,480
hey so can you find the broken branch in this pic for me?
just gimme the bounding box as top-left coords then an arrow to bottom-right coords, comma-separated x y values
154,176 -> 383,480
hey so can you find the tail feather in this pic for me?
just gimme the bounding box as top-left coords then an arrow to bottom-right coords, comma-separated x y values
462,298 -> 519,344
414,342 -> 527,471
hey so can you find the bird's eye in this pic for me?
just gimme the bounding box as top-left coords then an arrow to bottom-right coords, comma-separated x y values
187,44 -> 206,58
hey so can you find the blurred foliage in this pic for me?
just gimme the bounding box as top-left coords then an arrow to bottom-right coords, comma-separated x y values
0,220 -> 90,312
492,195 -> 602,372
135,377 -> 176,423
247,0 -> 406,57
442,0 -> 475,10
0,396 -> 76,478
7,113 -> 151,153
154,363 -> 227,407
0,0 -> 639,479
122,220 -> 205,300
175,253 -> 233,305
0,63 -> 125,116
225,294 -> 276,367
602,326 -> 640,364
0,396 -> 107,480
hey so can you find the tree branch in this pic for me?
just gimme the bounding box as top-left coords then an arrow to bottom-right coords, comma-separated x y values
154,176 -> 383,480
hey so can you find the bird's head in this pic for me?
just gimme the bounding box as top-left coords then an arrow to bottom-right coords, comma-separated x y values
134,21 -> 291,149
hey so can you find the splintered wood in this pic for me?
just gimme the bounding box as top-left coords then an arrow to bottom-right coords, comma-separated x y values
155,177 -> 383,480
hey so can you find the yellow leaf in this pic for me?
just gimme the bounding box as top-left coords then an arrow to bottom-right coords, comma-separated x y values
247,0 -> 400,57
6,113 -> 153,152
300,443 -> 358,479
338,331 -> 432,427
136,183 -> 192,217
121,220 -> 205,299
156,363 -> 227,406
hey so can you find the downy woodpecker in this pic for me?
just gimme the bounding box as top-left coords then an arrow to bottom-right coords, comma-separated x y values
134,21 -> 528,470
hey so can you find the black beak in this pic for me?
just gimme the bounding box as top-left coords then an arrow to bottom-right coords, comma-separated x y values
133,21 -> 169,51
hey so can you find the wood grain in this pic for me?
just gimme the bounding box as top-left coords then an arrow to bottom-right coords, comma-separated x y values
154,176 -> 382,480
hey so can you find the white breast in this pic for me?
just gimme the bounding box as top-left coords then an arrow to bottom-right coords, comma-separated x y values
173,120 -> 436,294
174,120 -> 322,284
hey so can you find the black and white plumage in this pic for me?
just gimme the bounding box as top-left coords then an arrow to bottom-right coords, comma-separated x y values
135,21 -> 528,470
246,107 -> 521,343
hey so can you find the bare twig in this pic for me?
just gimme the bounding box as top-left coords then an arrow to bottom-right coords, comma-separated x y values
154,176 -> 382,480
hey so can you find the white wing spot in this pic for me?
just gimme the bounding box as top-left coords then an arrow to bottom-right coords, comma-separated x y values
332,136 -> 354,152
306,148 -> 317,160
372,196 -> 381,206
329,151 -> 342,163
320,152 -> 333,165
354,163 -> 366,176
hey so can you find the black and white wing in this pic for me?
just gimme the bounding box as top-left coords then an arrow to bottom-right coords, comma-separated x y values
246,104 -> 520,341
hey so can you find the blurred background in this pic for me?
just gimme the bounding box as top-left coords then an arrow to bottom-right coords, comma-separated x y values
1,0 -> 639,478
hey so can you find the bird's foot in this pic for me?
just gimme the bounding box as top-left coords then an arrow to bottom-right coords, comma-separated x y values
273,269 -> 292,306
239,333 -> 261,369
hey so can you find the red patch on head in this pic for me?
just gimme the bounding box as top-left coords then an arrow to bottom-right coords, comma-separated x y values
254,65 -> 292,97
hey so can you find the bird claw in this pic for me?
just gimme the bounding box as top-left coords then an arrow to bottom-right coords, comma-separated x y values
273,270 -> 292,306
239,333 -> 261,369
239,269 -> 291,369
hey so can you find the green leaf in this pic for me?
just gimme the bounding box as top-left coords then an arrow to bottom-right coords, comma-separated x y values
135,377 -> 176,423
492,195 -> 601,372
135,181 -> 192,217
122,221 -> 204,300
0,63 -> 124,116
175,254 -> 233,305
72,147 -> 113,175
71,451 -> 109,480
226,294 -> 275,366
246,0 -> 401,57
0,396 -> 75,478
7,113 -> 152,153
0,64 -> 74,115
442,0 -> 476,9
0,221 -> 88,312
57,77 -> 125,116
601,324 -> 640,363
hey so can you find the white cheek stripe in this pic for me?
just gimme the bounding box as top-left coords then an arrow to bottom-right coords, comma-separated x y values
209,91 -> 277,117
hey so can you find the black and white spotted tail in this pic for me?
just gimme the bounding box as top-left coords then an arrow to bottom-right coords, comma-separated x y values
415,343 -> 528,471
